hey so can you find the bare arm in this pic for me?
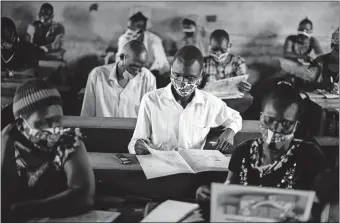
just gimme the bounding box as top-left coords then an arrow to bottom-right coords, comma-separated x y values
11,140 -> 95,218
312,37 -> 323,55
283,37 -> 300,60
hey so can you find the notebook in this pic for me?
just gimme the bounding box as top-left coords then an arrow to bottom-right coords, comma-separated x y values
141,200 -> 199,222
137,148 -> 230,179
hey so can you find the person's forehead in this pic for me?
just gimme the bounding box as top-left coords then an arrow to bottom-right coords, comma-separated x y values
263,101 -> 299,121
28,105 -> 63,123
299,23 -> 312,29
210,38 -> 228,48
172,59 -> 201,76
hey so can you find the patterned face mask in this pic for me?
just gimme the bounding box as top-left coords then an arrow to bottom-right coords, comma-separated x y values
260,123 -> 295,144
171,77 -> 199,97
22,119 -> 62,151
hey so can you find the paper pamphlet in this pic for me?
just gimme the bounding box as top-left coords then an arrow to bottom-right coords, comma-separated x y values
210,183 -> 315,222
136,145 -> 230,179
203,75 -> 249,99
28,211 -> 121,223
316,89 -> 339,99
141,200 -> 199,222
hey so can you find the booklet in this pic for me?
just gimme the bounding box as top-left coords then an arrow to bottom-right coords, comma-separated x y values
141,200 -> 199,222
203,75 -> 249,99
136,148 -> 230,179
210,183 -> 315,222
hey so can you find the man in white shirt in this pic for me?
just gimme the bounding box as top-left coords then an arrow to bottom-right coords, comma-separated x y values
115,12 -> 170,75
128,45 -> 242,154
81,40 -> 156,118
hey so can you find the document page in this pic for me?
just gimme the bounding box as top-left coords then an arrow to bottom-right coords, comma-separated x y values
203,75 -> 249,99
141,200 -> 199,222
179,149 -> 230,173
137,151 -> 194,179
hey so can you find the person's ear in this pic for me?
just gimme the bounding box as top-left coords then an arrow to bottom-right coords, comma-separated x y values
120,53 -> 125,62
15,118 -> 25,131
51,14 -> 54,19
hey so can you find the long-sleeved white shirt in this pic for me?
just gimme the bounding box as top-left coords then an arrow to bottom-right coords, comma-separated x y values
116,30 -> 170,74
81,63 -> 156,118
128,84 -> 243,153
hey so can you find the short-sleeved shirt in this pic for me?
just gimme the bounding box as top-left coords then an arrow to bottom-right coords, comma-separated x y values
1,40 -> 39,71
1,124 -> 77,206
228,138 -> 326,190
203,54 -> 247,81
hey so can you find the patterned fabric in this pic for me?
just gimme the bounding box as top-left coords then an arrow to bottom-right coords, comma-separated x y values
203,54 -> 247,81
27,20 -> 65,52
239,138 -> 299,189
14,128 -> 80,188
13,79 -> 61,119
331,27 -> 339,46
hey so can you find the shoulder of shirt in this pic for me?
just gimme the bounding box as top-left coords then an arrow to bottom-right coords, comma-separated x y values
2,124 -> 16,137
286,35 -> 297,41
143,87 -> 167,102
197,89 -> 224,104
230,54 -> 245,62
293,139 -> 323,153
89,64 -> 113,80
140,67 -> 156,79
146,31 -> 162,42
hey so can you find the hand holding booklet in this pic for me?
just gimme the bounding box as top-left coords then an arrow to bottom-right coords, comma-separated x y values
203,75 -> 249,99
136,145 -> 230,179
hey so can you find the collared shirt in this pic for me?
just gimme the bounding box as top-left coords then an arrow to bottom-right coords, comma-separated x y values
116,30 -> 170,74
81,63 -> 156,118
203,54 -> 247,82
128,84 -> 242,153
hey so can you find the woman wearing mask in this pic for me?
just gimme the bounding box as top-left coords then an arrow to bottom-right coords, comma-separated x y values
1,80 -> 95,223
196,82 -> 327,213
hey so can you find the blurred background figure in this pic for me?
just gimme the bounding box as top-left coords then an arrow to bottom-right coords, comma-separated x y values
115,11 -> 170,76
179,15 -> 206,56
27,3 -> 65,55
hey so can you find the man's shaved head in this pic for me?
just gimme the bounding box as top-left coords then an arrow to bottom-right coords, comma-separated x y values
172,45 -> 204,70
121,40 -> 147,58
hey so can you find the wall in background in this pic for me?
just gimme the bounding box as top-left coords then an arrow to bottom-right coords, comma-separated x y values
1,1 -> 339,87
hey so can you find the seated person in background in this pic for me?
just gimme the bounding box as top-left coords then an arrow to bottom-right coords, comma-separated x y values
128,45 -> 242,154
179,17 -> 206,56
27,3 -> 65,54
303,27 -> 339,94
202,29 -> 252,94
1,17 -> 38,78
1,80 -> 95,222
196,82 -> 326,202
281,18 -> 323,74
81,40 -> 156,117
116,11 -> 169,75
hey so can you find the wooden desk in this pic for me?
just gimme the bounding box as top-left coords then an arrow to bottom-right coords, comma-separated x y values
90,153 -> 227,200
222,94 -> 254,114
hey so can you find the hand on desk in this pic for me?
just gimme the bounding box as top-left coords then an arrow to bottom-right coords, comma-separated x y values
196,185 -> 211,203
238,80 -> 252,94
215,128 -> 235,153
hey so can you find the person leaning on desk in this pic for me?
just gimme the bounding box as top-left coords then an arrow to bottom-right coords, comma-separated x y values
1,17 -> 38,78
1,80 -> 95,223
128,45 -> 243,154
196,82 -> 327,221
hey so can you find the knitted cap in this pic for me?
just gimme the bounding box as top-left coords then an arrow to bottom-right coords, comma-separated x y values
331,27 -> 339,46
13,79 -> 62,119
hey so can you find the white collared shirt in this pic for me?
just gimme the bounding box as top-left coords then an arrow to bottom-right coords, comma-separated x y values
81,63 -> 156,118
128,84 -> 242,153
116,31 -> 170,74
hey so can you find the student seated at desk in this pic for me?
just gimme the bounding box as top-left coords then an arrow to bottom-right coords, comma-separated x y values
303,27 -> 339,94
201,29 -> 252,94
128,45 -> 242,154
81,40 -> 156,117
280,18 -> 323,76
115,11 -> 169,75
27,3 -> 65,54
196,82 -> 326,203
1,80 -> 95,222
1,17 -> 38,78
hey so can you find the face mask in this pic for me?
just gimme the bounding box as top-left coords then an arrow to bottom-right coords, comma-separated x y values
125,28 -> 142,40
22,119 -> 62,151
297,31 -> 312,38
183,27 -> 196,33
211,51 -> 229,63
170,77 -> 199,97
260,124 -> 294,144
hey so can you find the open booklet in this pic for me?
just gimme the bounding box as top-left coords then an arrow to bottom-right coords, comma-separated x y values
203,75 -> 249,99
136,146 -> 230,179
